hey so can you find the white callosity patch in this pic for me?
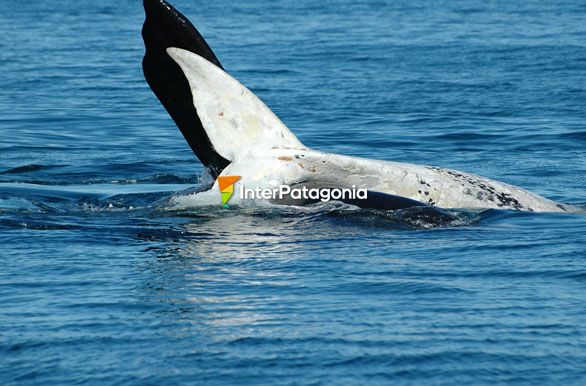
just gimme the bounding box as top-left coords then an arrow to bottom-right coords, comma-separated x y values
166,48 -> 305,162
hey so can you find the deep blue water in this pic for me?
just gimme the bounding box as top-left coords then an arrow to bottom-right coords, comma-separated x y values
2,0 -> 586,384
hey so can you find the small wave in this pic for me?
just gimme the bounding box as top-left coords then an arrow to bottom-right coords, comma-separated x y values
0,164 -> 66,175
0,218 -> 80,231
0,172 -> 202,187
111,173 -> 201,185
332,281 -> 469,295
0,182 -> 185,216
559,131 -> 586,142
433,132 -> 504,142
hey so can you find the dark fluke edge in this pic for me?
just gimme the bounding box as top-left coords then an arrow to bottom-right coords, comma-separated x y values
142,0 -> 229,179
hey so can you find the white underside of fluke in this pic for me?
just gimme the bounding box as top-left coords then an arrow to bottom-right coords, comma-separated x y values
166,48 -> 574,213
167,48 -> 305,162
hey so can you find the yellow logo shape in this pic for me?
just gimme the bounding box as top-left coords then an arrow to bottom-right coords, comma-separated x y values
217,176 -> 241,208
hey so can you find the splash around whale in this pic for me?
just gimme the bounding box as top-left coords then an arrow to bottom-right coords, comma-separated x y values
142,0 -> 578,213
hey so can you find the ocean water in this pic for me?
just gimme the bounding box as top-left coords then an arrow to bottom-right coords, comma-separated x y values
1,0 -> 586,384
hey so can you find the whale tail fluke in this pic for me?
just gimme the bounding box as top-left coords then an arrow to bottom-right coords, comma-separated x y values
143,0 -> 305,173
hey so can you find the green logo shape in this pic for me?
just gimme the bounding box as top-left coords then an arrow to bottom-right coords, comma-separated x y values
218,176 -> 241,208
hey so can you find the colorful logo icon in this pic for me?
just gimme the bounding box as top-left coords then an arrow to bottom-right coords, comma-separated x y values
217,176 -> 241,208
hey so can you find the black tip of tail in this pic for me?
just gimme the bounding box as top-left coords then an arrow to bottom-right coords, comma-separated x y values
142,0 -> 222,68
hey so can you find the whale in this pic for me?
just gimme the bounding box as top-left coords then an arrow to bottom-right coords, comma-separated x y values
142,0 -> 576,213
